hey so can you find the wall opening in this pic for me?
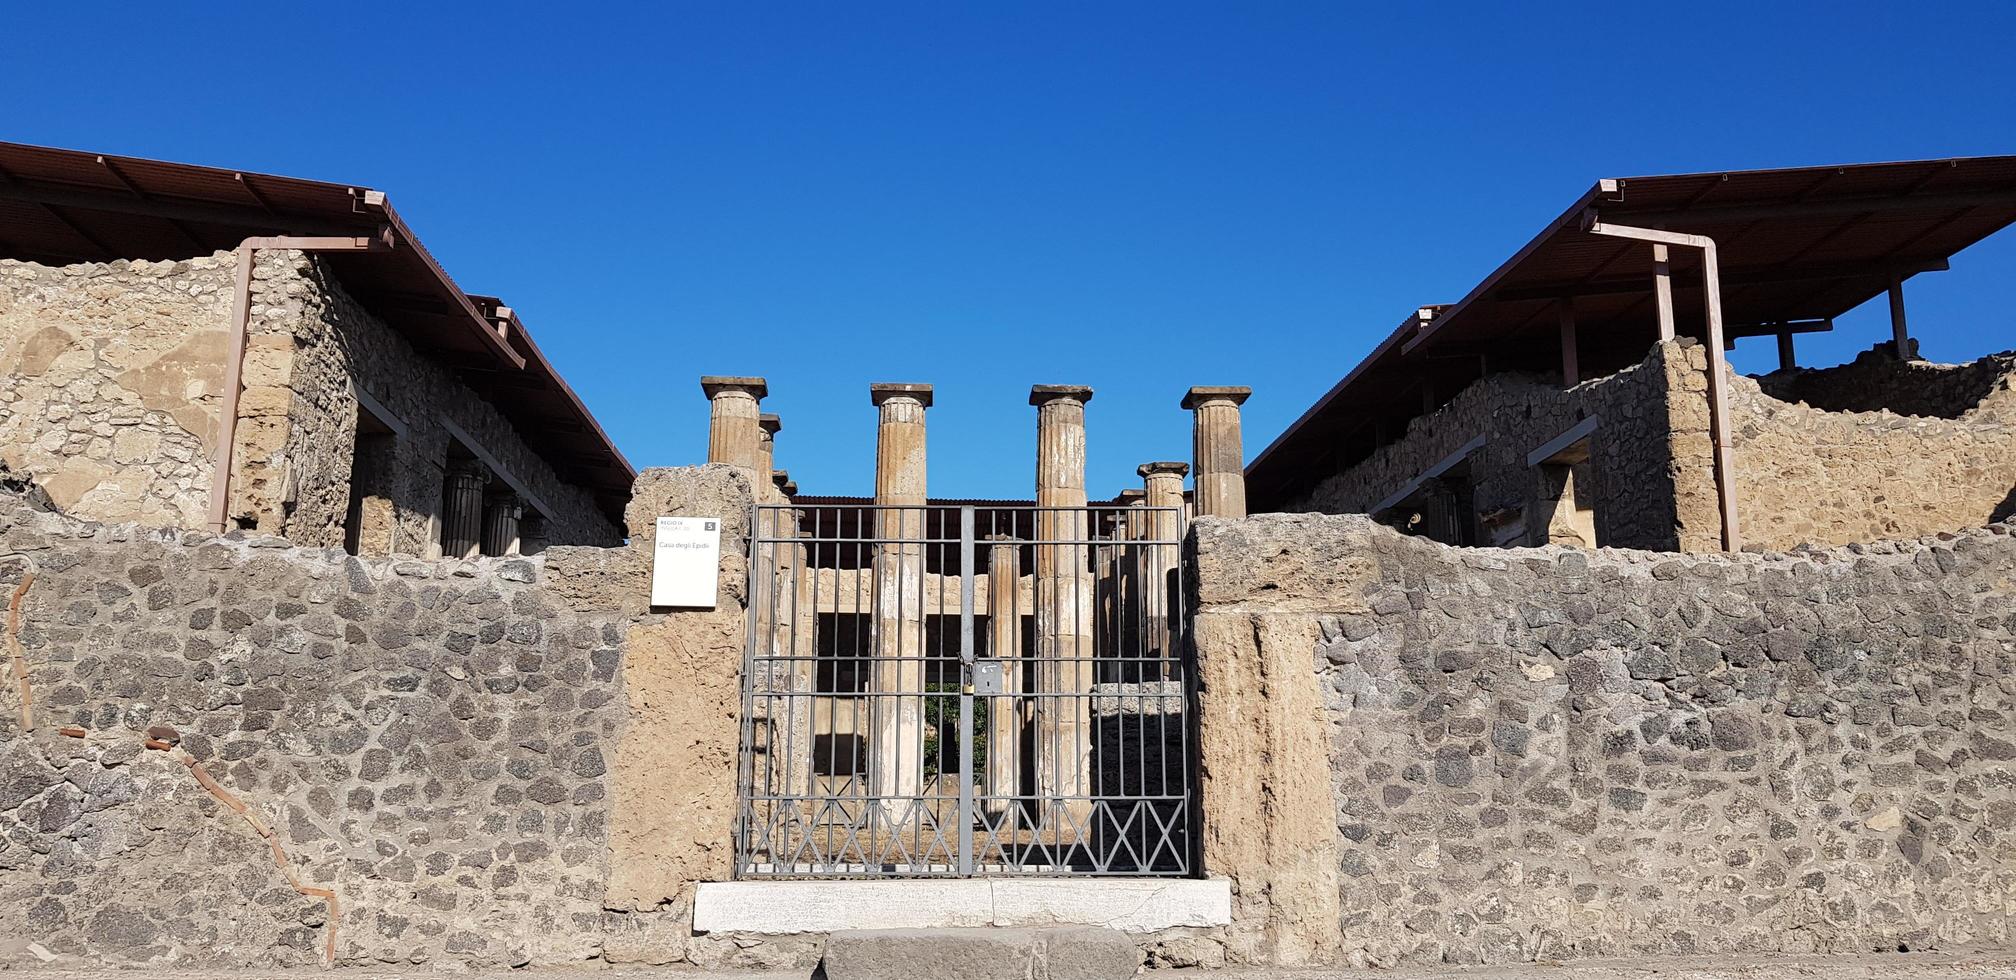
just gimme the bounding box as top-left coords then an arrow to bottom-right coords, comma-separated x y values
342,409 -> 399,556
1532,435 -> 1601,547
1377,462 -> 1477,546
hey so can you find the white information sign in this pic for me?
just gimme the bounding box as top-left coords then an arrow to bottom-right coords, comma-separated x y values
650,516 -> 722,608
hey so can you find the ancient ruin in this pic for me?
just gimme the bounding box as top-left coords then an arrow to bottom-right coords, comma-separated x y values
5,143 -> 2016,974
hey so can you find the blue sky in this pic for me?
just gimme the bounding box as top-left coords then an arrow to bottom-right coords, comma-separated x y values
8,2 -> 2013,500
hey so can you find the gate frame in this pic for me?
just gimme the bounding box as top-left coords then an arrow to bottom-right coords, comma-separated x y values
733,500 -> 1198,880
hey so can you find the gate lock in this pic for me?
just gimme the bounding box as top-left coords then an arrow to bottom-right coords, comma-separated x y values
971,659 -> 1006,695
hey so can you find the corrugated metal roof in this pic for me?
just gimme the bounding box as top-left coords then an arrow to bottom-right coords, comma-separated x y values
1247,156 -> 2016,510
0,141 -> 633,526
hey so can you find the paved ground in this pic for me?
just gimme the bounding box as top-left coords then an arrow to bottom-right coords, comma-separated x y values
11,951 -> 2016,978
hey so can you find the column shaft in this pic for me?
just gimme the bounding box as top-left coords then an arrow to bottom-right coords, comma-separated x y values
1031,385 -> 1095,826
1184,386 -> 1251,519
758,414 -> 782,499
1139,462 -> 1188,667
441,461 -> 488,561
701,376 -> 768,473
869,384 -> 932,817
983,535 -> 1023,817
481,488 -> 523,556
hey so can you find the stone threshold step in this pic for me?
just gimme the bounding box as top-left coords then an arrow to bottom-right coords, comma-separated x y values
694,878 -> 1231,934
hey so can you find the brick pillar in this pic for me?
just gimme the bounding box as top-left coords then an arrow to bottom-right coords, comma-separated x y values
701,376 -> 768,473
1139,461 -> 1188,666
441,459 -> 489,560
869,383 -> 932,818
983,533 -> 1024,818
1183,386 -> 1251,518
481,487 -> 523,556
1031,384 -> 1095,827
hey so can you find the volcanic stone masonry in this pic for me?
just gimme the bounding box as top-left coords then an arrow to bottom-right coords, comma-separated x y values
1192,507 -> 2016,967
0,465 -> 825,971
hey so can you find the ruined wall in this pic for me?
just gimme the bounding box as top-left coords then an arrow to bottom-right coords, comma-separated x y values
1281,339 -> 2016,554
230,251 -> 620,550
0,466 -> 775,971
1284,342 -> 1721,552
1729,360 -> 2016,549
0,251 -> 622,551
0,256 -> 234,527
1758,346 -> 2016,421
1194,512 -> 2016,967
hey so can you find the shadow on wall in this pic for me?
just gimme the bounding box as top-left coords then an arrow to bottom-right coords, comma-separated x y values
1993,483 -> 2016,524
1756,344 -> 2016,420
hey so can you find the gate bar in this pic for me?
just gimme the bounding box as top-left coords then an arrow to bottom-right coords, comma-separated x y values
956,505 -> 976,875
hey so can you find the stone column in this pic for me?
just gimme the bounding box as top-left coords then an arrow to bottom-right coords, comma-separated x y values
1139,461 -> 1188,667
441,459 -> 489,560
983,534 -> 1024,818
771,469 -> 792,497
519,514 -> 550,556
1183,386 -> 1251,519
481,487 -> 523,556
1031,384 -> 1095,826
758,414 -> 782,494
700,376 -> 768,473
1114,488 -> 1148,669
869,383 -> 932,819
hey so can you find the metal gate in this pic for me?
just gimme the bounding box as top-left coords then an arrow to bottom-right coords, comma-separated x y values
734,503 -> 1195,878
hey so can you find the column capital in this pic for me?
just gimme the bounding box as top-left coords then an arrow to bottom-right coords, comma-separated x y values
984,533 -> 1022,544
759,413 -> 783,435
770,468 -> 791,490
700,375 -> 768,401
1030,384 -> 1094,406
1181,385 -> 1250,410
1117,488 -> 1147,506
869,382 -> 934,408
1138,460 -> 1190,478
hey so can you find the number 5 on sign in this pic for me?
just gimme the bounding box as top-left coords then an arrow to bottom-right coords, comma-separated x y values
651,516 -> 721,608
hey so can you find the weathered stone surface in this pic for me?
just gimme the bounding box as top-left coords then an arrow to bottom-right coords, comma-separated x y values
1285,339 -> 2016,555
1735,345 -> 2016,548
1284,341 -> 1719,551
821,928 -> 1141,980
0,467 -> 757,971
600,466 -> 754,911
1193,510 -> 2016,967
0,256 -> 231,528
0,251 -> 618,552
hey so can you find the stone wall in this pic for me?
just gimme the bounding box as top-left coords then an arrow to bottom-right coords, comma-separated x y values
1729,362 -> 2016,549
1758,345 -> 2016,421
1280,339 -> 2016,554
0,466 -> 772,971
0,251 -> 621,552
0,256 -> 236,528
229,251 -> 620,550
1283,342 -> 1721,552
1193,511 -> 2016,967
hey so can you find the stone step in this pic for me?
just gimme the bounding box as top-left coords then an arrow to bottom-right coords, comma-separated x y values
820,927 -> 1142,980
